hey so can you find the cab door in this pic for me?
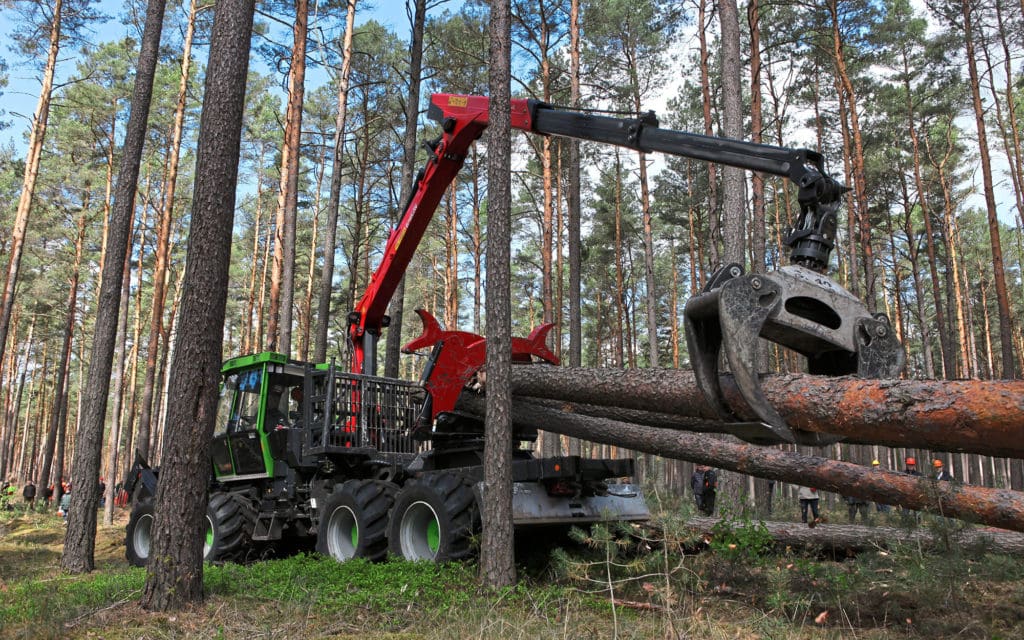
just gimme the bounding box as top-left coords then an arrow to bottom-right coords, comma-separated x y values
212,367 -> 269,479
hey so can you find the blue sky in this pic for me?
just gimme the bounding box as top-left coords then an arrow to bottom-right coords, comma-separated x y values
0,0 -> 416,154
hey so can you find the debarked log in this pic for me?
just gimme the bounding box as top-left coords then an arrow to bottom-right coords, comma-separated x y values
454,393 -> 1024,533
684,517 -> 1024,556
505,367 -> 1024,458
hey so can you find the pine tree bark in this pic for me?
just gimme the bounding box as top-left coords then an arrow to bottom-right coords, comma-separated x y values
719,0 -> 745,265
62,0 -> 167,575
747,0 -> 766,274
268,0 -> 308,357
140,0 -> 255,611
36,212 -> 85,509
567,0 -> 582,371
697,0 -> 719,267
960,0 -> 1016,378
482,0 -> 516,588
828,0 -> 875,310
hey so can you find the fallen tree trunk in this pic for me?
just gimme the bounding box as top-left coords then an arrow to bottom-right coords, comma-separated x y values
455,393 -> 1024,533
685,517 -> 1024,556
505,367 -> 1024,458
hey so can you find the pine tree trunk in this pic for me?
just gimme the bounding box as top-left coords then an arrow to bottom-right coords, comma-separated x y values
63,0 -> 167,575
960,0 -> 1016,378
267,0 -> 308,358
384,0 -> 427,378
719,0 -> 745,266
481,0 -> 516,588
0,0 -> 63,394
697,0 -> 719,267
567,0 -> 582,370
314,0 -> 357,363
140,0 -> 255,611
136,0 -> 196,464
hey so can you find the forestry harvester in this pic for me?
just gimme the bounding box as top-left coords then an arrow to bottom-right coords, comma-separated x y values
124,94 -> 903,567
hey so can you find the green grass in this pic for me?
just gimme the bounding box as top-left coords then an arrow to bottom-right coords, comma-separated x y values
5,504 -> 1024,638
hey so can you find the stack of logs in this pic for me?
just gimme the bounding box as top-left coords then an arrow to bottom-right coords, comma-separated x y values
455,367 -> 1024,533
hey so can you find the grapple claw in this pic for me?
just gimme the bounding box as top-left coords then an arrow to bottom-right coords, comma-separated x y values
684,264 -> 905,446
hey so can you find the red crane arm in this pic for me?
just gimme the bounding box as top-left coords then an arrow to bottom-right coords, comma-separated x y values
348,94 -> 533,374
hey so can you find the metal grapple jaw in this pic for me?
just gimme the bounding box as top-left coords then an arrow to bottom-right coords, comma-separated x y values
683,263 -> 905,446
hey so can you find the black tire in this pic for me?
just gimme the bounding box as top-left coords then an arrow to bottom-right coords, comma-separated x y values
388,473 -> 478,562
316,480 -> 395,562
125,499 -> 156,567
205,491 -> 256,563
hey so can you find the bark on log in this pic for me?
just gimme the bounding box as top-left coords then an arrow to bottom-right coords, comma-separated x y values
685,517 -> 1024,556
455,393 -> 1024,533
505,367 -> 1024,458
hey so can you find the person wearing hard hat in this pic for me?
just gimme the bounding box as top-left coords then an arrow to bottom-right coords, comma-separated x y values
904,457 -> 921,476
901,457 -> 921,524
871,460 -> 890,513
933,459 -> 954,482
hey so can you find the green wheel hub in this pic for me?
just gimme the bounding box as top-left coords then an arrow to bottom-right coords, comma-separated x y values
399,500 -> 443,561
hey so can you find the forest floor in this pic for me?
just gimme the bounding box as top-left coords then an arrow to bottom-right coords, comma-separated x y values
2,501 -> 1024,639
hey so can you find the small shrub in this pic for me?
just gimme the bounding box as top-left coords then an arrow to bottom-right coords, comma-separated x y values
708,509 -> 773,560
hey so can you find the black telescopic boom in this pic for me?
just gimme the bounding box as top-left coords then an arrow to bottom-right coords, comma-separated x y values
530,103 -> 846,271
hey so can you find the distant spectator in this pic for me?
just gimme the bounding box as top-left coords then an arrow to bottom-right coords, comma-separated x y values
22,481 -> 36,508
42,484 -> 53,504
58,486 -> 71,519
933,459 -> 954,482
904,457 -> 921,476
691,465 -> 718,516
1,480 -> 14,510
871,460 -> 890,513
845,494 -> 870,524
798,486 -> 821,527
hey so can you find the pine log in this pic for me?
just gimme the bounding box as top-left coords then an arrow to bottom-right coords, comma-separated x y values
685,517 -> 1024,556
454,394 -> 1024,533
504,367 -> 1024,458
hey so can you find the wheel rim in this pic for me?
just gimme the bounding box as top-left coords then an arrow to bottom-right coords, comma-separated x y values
325,505 -> 359,560
203,515 -> 214,559
132,513 -> 154,561
399,500 -> 441,561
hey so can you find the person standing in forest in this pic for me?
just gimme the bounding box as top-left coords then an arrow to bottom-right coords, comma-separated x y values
902,457 -> 921,522
798,486 -> 821,527
845,492 -> 870,524
22,481 -> 36,509
691,464 -> 717,516
904,457 -> 921,476
871,460 -> 890,513
933,459 -> 954,482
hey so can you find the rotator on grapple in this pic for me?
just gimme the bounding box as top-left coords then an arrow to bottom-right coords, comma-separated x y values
680,144 -> 905,445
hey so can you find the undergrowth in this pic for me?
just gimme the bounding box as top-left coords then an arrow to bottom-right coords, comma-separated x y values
4,501 -> 1024,638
